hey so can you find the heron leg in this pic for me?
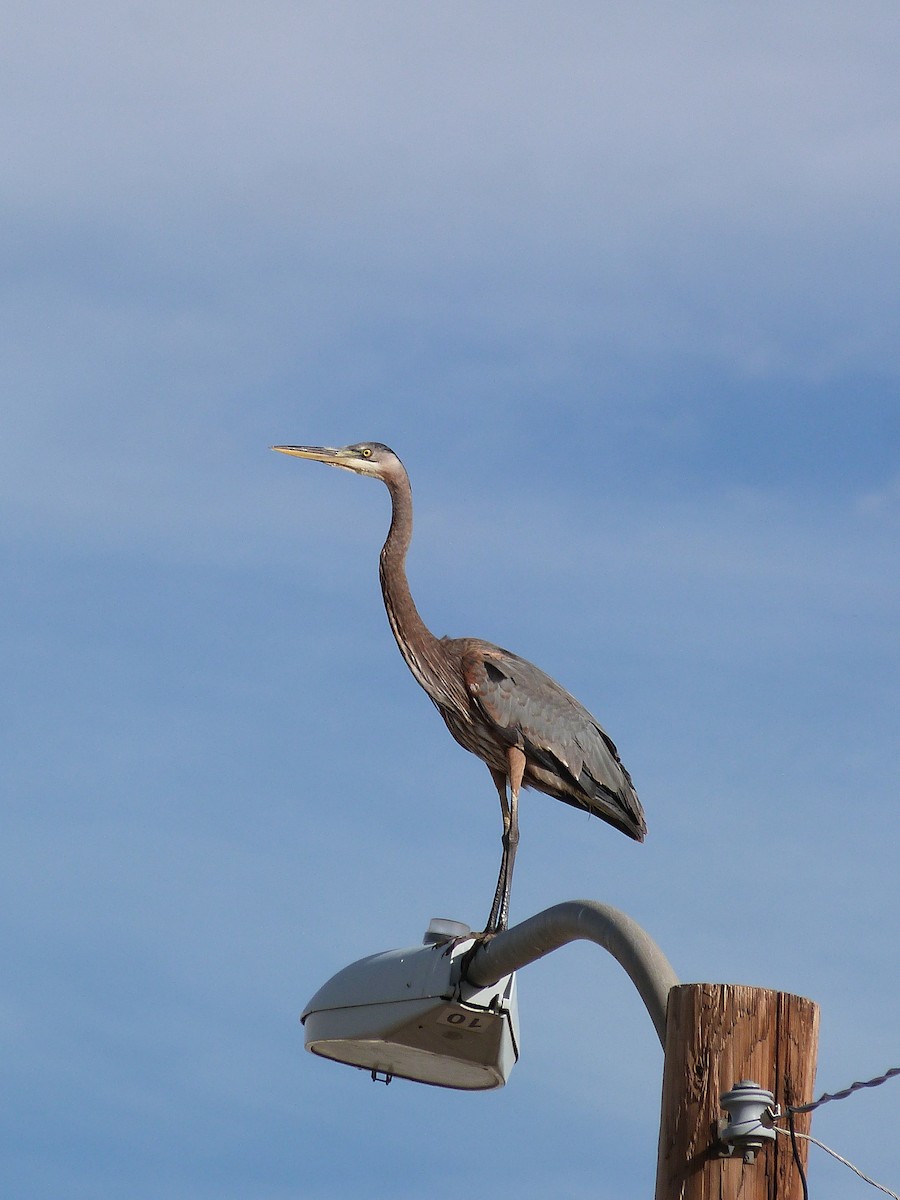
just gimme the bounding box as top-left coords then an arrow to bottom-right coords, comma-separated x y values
484,747 -> 525,933
484,769 -> 509,934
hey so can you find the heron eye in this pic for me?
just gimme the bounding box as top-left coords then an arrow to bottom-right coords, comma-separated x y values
361,447 -> 373,458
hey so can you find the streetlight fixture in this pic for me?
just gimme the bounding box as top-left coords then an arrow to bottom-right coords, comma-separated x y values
302,918 -> 519,1090
301,900 -> 679,1090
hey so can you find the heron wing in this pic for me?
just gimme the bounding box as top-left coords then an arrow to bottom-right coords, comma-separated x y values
460,642 -> 646,840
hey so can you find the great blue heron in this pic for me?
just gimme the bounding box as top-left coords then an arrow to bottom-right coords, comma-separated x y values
274,442 -> 645,932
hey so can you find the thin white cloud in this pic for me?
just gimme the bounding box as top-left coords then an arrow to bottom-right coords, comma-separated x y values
4,3 -> 899,376
856,473 -> 900,523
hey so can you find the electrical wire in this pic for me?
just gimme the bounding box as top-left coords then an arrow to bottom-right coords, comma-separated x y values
766,1066 -> 899,1198
785,1066 -> 900,1116
774,1125 -> 899,1200
787,1109 -> 809,1200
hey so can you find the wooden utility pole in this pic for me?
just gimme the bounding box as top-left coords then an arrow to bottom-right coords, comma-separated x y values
655,983 -> 819,1200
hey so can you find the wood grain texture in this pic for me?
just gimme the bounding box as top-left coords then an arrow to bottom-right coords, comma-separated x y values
655,984 -> 819,1200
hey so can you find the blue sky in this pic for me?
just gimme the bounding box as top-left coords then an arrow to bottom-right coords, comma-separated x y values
3,3 -> 898,1197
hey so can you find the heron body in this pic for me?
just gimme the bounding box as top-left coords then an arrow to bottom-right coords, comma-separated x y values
274,441 -> 645,931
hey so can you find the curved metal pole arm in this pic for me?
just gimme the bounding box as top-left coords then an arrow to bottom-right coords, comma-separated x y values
463,900 -> 678,1047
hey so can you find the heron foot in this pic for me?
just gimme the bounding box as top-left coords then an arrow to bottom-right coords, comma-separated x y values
469,927 -> 501,944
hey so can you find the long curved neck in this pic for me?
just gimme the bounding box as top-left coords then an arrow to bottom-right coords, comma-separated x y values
378,470 -> 450,701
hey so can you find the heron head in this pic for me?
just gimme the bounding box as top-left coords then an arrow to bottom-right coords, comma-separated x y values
272,442 -> 404,481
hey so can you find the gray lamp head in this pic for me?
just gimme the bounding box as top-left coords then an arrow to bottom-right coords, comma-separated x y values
301,921 -> 519,1090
